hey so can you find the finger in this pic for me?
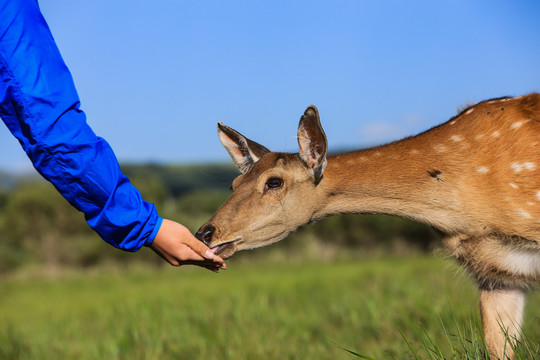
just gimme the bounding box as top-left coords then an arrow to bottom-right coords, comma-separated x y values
180,258 -> 224,268
185,236 -> 226,265
205,266 -> 220,273
204,263 -> 225,273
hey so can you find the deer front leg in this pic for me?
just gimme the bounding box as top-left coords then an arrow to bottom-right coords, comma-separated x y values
480,287 -> 526,360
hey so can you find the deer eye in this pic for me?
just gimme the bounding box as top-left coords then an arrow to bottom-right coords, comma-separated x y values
265,177 -> 283,190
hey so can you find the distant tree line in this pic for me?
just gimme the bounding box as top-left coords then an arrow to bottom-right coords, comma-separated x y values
0,163 -> 442,273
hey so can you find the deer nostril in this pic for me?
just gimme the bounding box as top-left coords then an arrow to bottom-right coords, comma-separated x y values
195,224 -> 215,246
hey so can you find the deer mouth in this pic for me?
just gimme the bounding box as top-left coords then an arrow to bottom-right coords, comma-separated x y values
209,238 -> 240,259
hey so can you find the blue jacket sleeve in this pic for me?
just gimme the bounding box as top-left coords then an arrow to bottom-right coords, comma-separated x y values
0,0 -> 163,251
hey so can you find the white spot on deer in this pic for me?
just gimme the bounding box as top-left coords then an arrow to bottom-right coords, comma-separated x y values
410,149 -> 419,155
359,156 -> 368,162
536,191 -> 540,201
451,135 -> 463,142
375,151 -> 382,157
434,145 -> 447,152
477,167 -> 489,174
510,121 -> 523,129
510,162 -> 536,173
491,131 -> 500,138
475,134 -> 485,141
509,183 -> 519,189
465,108 -> 474,115
527,202 -> 534,206
518,209 -> 532,219
450,120 -> 457,125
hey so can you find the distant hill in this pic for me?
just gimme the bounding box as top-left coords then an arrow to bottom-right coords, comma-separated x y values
0,170 -> 42,190
120,163 -> 240,197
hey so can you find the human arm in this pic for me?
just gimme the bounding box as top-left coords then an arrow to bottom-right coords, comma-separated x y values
0,0 -> 158,251
0,0 -> 225,270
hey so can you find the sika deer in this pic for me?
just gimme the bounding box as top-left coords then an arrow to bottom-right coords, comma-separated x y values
196,93 -> 540,359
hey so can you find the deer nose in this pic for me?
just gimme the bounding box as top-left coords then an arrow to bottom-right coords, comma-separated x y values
195,224 -> 215,246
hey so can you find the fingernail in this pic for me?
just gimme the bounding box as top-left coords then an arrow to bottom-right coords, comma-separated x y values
204,249 -> 215,259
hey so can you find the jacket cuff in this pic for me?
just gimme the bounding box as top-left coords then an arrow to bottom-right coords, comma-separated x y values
145,216 -> 164,247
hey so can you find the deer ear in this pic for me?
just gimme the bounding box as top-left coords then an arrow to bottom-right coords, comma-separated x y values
218,122 -> 270,173
298,105 -> 328,184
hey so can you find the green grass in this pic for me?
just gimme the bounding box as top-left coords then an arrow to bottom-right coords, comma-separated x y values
0,256 -> 539,359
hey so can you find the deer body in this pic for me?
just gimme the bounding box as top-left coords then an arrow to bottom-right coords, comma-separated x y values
319,100 -> 540,239
196,93 -> 540,359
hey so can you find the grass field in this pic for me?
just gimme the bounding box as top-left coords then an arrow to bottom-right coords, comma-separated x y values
1,255 -> 539,359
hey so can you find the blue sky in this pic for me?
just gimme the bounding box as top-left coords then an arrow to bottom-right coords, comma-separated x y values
2,0 -> 540,172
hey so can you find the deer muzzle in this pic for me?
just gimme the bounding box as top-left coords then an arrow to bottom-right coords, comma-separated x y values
195,224 -> 239,258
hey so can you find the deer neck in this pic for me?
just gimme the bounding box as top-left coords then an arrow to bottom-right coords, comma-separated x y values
314,138 -> 463,233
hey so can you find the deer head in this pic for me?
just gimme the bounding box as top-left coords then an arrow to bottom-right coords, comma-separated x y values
195,106 -> 328,258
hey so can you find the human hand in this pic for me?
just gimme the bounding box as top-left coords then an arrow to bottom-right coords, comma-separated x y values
150,219 -> 226,272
